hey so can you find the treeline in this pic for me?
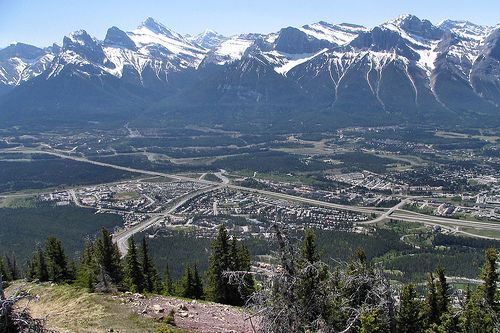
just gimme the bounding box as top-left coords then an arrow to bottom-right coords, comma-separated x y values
434,233 -> 500,250
1,225 -> 254,307
212,151 -> 329,173
253,228 -> 500,333
0,255 -> 21,283
0,154 -> 134,193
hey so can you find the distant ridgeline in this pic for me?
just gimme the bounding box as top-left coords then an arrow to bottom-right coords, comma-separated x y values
0,15 -> 499,131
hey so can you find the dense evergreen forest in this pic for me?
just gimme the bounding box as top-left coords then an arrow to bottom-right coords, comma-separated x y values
0,204 -> 123,263
0,153 -> 135,193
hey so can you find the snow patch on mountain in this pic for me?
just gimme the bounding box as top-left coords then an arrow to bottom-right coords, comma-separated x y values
0,45 -> 56,85
439,20 -> 492,41
129,26 -> 206,61
270,49 -> 329,75
209,37 -> 255,64
412,41 -> 439,75
189,29 -> 227,49
300,22 -> 367,45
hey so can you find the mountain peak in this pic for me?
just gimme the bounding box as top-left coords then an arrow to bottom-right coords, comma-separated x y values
66,30 -> 95,46
389,14 -> 418,25
104,26 -> 137,50
299,21 -> 366,46
140,17 -> 174,35
385,14 -> 443,40
0,42 -> 44,60
62,30 -> 106,64
202,29 -> 218,35
439,20 -> 492,40
190,29 -> 227,49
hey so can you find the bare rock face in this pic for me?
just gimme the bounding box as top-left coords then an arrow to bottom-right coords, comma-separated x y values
471,28 -> 500,106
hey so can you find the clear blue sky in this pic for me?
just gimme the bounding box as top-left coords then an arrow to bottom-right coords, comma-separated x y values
1,0 -> 499,48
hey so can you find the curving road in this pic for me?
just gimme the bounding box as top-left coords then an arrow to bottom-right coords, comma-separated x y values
113,185 -> 220,255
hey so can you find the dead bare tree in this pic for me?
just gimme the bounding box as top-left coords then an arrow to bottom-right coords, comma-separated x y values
0,281 -> 52,333
240,224 -> 395,333
0,273 -> 5,301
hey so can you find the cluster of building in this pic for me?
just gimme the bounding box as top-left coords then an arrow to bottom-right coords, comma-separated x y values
41,179 -> 206,227
330,171 -> 406,193
174,188 -> 368,231
407,198 -> 499,221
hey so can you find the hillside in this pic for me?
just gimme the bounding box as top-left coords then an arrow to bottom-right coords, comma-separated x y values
6,281 -> 250,333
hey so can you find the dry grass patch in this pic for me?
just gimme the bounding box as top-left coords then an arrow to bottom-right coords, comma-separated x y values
7,282 -> 165,333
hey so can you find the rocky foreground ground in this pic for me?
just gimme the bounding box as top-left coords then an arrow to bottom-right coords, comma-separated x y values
6,282 -> 255,333
123,292 -> 255,333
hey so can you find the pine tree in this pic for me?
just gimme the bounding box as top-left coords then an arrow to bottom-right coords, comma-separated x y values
226,236 -> 242,305
208,225 -> 251,305
26,255 -> 37,281
75,241 -> 97,290
435,267 -> 449,316
296,228 -> 329,329
5,255 -> 20,280
460,286 -> 496,333
28,248 -> 49,282
208,224 -> 231,303
237,243 -> 255,302
163,265 -> 174,296
345,249 -> 371,308
434,311 -> 460,333
229,236 -> 238,271
358,310 -> 383,333
181,265 -> 194,298
124,238 -> 144,293
0,256 -> 11,282
45,237 -> 70,283
480,247 -> 498,309
140,237 -> 160,293
460,285 -> 473,332
299,228 -> 321,264
95,228 -> 122,285
396,284 -> 422,333
192,264 -> 204,300
425,272 -> 439,326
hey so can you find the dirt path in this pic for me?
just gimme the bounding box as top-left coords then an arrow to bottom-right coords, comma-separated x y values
125,294 -> 256,333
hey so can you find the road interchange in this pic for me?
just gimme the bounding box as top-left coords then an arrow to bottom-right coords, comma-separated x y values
3,147 -> 500,253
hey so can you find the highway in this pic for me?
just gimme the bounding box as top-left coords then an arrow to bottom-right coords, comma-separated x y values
3,148 -> 381,215
113,185 -> 220,255
3,147 -> 500,242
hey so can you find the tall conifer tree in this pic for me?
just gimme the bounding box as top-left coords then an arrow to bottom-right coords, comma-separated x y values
124,238 -> 144,292
45,237 -> 70,283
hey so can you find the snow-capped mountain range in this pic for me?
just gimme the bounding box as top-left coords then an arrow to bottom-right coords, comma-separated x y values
0,15 -> 498,129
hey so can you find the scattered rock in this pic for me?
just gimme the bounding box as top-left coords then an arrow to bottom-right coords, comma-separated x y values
130,295 -> 251,332
153,304 -> 164,313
